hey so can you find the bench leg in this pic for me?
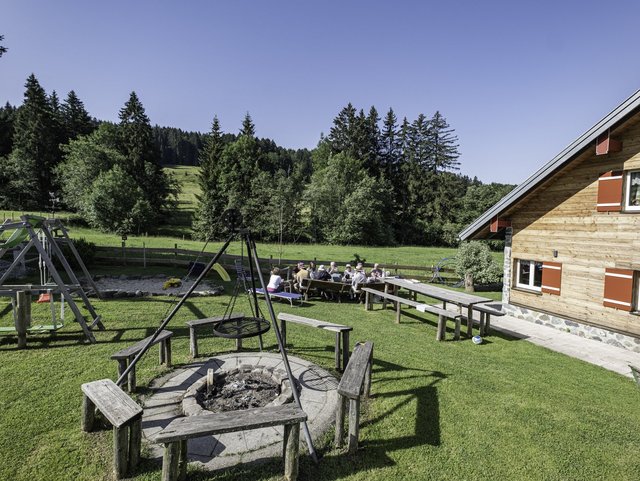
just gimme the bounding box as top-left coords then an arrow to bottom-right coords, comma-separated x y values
160,340 -> 166,364
128,417 -> 142,472
335,395 -> 347,448
162,442 -> 181,481
281,320 -> 287,349
81,394 -> 95,432
364,290 -> 371,310
454,317 -> 461,341
364,345 -> 373,398
484,314 -> 491,336
127,358 -> 136,392
283,423 -> 301,481
348,398 -> 361,453
436,315 -> 445,341
165,338 -> 172,367
178,439 -> 188,481
466,306 -> 474,337
335,331 -> 341,371
114,425 -> 129,480
395,302 -> 401,324
342,330 -> 350,372
189,327 -> 198,358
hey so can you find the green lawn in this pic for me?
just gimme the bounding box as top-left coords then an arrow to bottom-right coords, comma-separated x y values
0,281 -> 638,481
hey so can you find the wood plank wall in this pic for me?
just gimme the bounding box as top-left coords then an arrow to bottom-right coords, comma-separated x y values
508,118 -> 640,337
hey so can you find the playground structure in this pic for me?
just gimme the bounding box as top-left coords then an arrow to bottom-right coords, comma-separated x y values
0,215 -> 103,345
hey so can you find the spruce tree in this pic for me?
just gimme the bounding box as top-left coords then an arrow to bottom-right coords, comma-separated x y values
194,116 -> 227,239
328,103 -> 357,154
62,90 -> 94,140
429,111 -> 460,172
0,102 -> 16,157
6,74 -> 59,208
0,35 -> 7,58
380,108 -> 400,179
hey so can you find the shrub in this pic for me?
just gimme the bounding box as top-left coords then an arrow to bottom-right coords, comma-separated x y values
162,278 -> 182,290
454,241 -> 502,285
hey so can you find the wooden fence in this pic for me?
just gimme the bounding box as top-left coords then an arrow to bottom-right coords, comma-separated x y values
93,245 -> 460,284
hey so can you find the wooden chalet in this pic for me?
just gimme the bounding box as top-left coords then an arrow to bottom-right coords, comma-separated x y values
460,90 -> 640,352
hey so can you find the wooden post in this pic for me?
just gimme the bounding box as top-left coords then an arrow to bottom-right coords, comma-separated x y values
121,241 -> 126,266
395,302 -> 401,324
16,291 -> 28,349
364,344 -> 373,398
436,315 -> 446,341
334,395 -> 346,447
364,290 -> 370,311
464,272 -> 474,292
283,423 -> 300,481
347,398 -> 361,453
178,439 -> 188,481
165,337 -> 172,367
128,418 -> 142,472
113,426 -> 129,479
342,330 -> 350,372
189,327 -> 198,358
81,394 -> 95,432
174,243 -> 178,267
143,242 -> 146,269
162,442 -> 181,481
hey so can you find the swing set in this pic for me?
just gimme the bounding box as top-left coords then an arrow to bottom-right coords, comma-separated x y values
0,215 -> 103,345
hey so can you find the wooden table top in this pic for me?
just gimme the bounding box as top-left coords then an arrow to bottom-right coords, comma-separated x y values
383,278 -> 492,306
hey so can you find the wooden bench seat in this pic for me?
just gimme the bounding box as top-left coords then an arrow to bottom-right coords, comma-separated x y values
362,288 -> 462,340
251,287 -> 303,306
277,312 -> 353,371
299,278 -> 352,302
470,303 -> 505,336
185,313 -> 244,357
111,330 -> 173,392
153,404 -> 308,481
81,379 -> 143,479
335,341 -> 373,453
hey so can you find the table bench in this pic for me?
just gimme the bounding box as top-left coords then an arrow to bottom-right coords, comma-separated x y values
251,287 -> 303,306
111,330 -> 173,392
469,303 -> 505,336
299,278 -> 351,302
335,341 -> 373,453
81,379 -> 143,480
153,404 -> 307,481
185,313 -> 244,357
277,312 -> 352,371
362,288 -> 462,340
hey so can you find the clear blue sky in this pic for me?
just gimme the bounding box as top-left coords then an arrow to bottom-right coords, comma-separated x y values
2,0 -> 640,184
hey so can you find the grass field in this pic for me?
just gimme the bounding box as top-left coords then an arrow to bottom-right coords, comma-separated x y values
0,284 -> 638,481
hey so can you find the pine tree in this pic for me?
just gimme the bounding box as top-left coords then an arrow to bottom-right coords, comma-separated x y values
240,112 -> 255,137
118,91 -> 172,213
5,74 -> 59,208
380,108 -> 400,179
62,90 -> 94,140
328,103 -> 357,154
429,111 -> 460,172
0,102 -> 16,157
193,116 -> 227,239
0,35 -> 7,58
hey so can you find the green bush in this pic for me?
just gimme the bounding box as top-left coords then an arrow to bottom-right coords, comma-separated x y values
162,277 -> 182,290
454,241 -> 502,285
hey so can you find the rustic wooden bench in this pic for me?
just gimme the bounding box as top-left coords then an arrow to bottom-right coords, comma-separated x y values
81,379 -> 143,479
251,287 -> 303,306
185,313 -> 244,357
277,312 -> 353,371
153,404 -> 308,481
111,330 -> 173,392
335,341 -> 373,453
469,303 -> 505,336
299,278 -> 351,302
362,288 -> 462,340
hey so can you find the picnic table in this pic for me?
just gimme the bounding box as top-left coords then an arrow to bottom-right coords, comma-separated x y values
383,278 -> 492,338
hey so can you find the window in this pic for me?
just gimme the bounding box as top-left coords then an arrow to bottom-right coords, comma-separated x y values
515,259 -> 543,291
603,268 -> 634,311
624,170 -> 640,211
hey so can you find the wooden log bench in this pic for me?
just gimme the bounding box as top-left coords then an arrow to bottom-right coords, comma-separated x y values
334,341 -> 373,453
277,312 -> 353,371
153,404 -> 308,481
299,278 -> 352,302
81,379 -> 143,480
111,330 -> 173,392
362,288 -> 463,340
185,313 -> 244,357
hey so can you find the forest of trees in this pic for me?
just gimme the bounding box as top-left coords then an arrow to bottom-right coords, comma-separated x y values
0,73 -> 514,246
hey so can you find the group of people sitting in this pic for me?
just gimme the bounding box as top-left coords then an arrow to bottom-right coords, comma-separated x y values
266,260 -> 386,297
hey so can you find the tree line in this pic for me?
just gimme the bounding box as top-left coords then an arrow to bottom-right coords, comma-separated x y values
0,73 -> 514,246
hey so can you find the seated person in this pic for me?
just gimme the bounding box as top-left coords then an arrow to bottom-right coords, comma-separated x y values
267,267 -> 283,292
294,266 -> 309,292
308,261 -> 319,280
316,265 -> 331,281
368,263 -> 384,282
293,261 -> 304,275
328,261 -> 341,281
351,264 -> 367,294
342,264 -> 354,282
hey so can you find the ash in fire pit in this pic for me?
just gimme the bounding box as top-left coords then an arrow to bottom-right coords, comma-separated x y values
182,364 -> 295,417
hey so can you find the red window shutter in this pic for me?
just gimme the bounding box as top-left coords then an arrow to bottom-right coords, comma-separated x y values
541,262 -> 562,295
603,268 -> 634,311
596,171 -> 623,212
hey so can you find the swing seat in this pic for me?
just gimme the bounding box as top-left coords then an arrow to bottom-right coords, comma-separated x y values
37,293 -> 51,303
